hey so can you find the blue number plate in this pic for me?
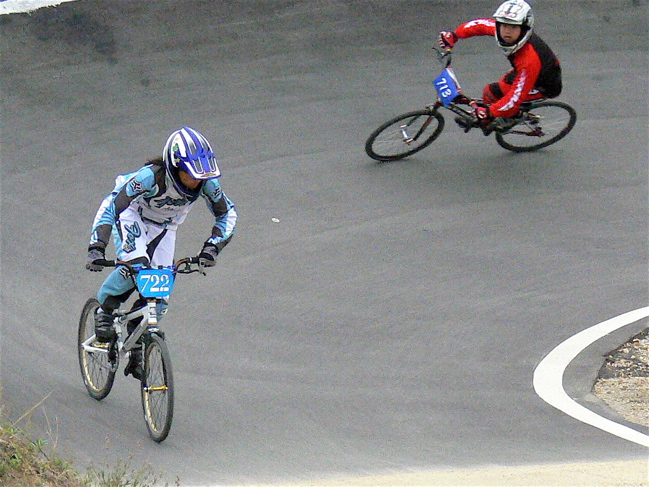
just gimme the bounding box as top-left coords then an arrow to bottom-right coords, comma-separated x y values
433,67 -> 461,107
136,268 -> 175,297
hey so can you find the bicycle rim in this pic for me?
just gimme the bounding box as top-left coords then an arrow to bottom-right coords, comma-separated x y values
365,109 -> 445,162
495,101 -> 577,152
141,333 -> 174,442
78,298 -> 116,400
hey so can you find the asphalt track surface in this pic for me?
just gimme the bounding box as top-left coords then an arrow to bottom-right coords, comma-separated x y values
1,1 -> 648,485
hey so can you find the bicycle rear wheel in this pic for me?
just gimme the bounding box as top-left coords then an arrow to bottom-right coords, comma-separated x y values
78,298 -> 117,400
495,101 -> 577,152
140,333 -> 174,442
365,109 -> 445,162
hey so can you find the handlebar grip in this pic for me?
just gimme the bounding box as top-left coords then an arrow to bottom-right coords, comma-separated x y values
173,256 -> 205,275
175,256 -> 200,266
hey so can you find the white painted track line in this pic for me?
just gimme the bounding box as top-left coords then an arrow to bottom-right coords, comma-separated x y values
0,0 -> 79,15
534,307 -> 649,447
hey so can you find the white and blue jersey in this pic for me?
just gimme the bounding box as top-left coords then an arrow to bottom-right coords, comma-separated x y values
89,161 -> 237,257
88,160 -> 237,308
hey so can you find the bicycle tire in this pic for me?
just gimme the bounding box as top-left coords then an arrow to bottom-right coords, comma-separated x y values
495,101 -> 577,152
78,298 -> 117,400
140,333 -> 174,442
365,109 -> 445,162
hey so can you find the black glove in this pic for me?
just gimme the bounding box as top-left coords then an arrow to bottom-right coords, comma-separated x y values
438,31 -> 458,50
86,247 -> 106,272
198,244 -> 218,268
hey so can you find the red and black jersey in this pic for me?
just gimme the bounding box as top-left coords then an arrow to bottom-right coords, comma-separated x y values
455,19 -> 562,118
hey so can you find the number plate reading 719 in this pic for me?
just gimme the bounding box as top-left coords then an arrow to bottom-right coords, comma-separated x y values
137,269 -> 175,297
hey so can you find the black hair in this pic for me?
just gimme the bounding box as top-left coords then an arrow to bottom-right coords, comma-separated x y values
146,157 -> 164,166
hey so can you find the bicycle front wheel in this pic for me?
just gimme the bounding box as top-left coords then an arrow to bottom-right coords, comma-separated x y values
365,109 -> 445,162
78,298 -> 117,400
140,333 -> 174,442
495,101 -> 577,152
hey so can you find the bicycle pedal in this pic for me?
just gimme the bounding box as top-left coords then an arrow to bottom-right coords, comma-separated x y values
124,359 -> 143,380
454,117 -> 474,132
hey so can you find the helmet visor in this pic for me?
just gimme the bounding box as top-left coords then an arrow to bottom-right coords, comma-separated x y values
496,17 -> 523,25
175,147 -> 220,178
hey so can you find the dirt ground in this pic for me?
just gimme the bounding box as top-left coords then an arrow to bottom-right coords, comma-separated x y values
593,328 -> 649,428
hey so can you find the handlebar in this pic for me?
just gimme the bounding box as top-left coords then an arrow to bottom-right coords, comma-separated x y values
94,257 -> 205,275
174,257 -> 204,275
432,46 -> 480,111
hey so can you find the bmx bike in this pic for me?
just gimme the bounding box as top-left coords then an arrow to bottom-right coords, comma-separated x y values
365,48 -> 577,162
78,257 -> 204,442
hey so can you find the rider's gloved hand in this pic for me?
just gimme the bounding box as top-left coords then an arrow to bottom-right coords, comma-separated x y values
438,31 -> 458,50
474,106 -> 492,125
86,247 -> 106,272
198,243 -> 218,268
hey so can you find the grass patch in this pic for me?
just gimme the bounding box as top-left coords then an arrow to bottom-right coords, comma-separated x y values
0,419 -> 86,486
0,402 -> 178,486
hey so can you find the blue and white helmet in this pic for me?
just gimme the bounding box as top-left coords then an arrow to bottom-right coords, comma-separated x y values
493,0 -> 534,55
163,127 -> 220,195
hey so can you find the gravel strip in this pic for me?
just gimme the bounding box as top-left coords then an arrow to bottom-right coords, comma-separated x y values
593,328 -> 649,427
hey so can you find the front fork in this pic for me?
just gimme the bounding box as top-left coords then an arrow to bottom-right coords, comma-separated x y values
401,102 -> 443,144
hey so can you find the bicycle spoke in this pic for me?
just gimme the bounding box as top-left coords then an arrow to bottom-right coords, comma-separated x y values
141,334 -> 174,442
365,110 -> 445,161
78,298 -> 116,400
495,101 -> 576,152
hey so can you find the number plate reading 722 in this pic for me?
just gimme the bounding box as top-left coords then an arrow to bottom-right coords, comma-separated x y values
137,268 -> 175,297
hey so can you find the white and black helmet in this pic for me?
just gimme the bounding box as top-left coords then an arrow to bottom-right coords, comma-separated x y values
163,126 -> 220,196
493,0 -> 534,55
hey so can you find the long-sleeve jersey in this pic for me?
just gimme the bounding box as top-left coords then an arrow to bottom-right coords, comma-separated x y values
455,19 -> 561,118
89,161 -> 237,252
